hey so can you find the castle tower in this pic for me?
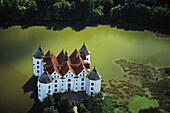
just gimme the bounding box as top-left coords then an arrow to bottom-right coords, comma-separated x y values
79,43 -> 90,64
86,67 -> 101,95
37,71 -> 53,102
33,46 -> 44,77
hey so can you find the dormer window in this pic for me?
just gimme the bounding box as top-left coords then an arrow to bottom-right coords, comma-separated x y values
50,55 -> 53,58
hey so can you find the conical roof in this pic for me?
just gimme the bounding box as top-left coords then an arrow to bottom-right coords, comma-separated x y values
39,71 -> 52,83
79,43 -> 90,55
87,67 -> 101,80
33,46 -> 44,59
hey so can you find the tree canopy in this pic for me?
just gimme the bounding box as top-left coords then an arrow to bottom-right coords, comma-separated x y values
0,0 -> 169,33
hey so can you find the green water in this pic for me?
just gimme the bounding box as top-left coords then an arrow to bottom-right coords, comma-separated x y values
0,25 -> 170,112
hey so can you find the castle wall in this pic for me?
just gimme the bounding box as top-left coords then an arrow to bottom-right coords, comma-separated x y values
33,57 -> 43,77
86,79 -> 101,95
37,81 -> 53,102
84,54 -> 90,64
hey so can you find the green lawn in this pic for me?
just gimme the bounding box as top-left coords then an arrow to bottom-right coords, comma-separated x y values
128,96 -> 159,113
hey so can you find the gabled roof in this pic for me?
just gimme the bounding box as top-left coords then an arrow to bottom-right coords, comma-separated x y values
42,47 -> 90,76
61,61 -> 76,75
87,67 -> 101,80
75,62 -> 89,75
44,50 -> 53,57
39,71 -> 52,83
57,49 -> 65,65
33,46 -> 44,59
79,43 -> 90,55
69,49 -> 81,64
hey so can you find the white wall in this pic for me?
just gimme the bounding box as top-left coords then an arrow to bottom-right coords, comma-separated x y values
37,81 -> 53,102
86,78 -> 101,95
84,53 -> 90,64
33,57 -> 43,77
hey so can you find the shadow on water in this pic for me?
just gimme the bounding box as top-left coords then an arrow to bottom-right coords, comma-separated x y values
22,75 -> 42,113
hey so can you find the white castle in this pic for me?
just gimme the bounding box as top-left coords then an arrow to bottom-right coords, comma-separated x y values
33,44 -> 101,101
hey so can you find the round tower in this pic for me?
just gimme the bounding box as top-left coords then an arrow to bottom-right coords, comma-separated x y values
37,71 -> 53,102
33,46 -> 44,77
79,43 -> 90,64
86,67 -> 101,95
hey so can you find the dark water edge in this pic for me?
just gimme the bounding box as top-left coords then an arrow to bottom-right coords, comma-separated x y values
0,20 -> 170,35
22,75 -> 42,113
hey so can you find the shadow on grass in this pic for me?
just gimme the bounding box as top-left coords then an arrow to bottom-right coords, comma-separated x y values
22,75 -> 42,113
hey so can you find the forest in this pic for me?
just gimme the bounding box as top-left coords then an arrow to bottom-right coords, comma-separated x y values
0,0 -> 170,33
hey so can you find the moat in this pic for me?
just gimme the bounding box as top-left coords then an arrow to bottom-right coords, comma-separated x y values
0,25 -> 170,112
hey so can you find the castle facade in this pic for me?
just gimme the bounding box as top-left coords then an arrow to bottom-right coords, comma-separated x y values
33,44 -> 101,101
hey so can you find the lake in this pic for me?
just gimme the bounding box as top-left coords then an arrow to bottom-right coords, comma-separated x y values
0,25 -> 170,112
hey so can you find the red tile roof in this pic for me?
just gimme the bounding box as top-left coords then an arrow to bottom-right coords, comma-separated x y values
43,49 -> 90,76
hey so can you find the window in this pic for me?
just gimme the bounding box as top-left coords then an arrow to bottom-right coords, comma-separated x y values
91,87 -> 93,90
68,79 -> 71,82
87,58 -> 88,60
91,83 -> 94,86
71,75 -> 73,77
48,90 -> 51,93
66,75 -> 68,77
37,66 -> 39,68
81,87 -> 84,90
76,83 -> 77,85
81,83 -> 84,85
62,89 -> 63,90
62,80 -> 64,82
37,61 -> 39,64
76,79 -> 77,81
39,85 -> 40,88
48,86 -> 50,89
37,70 -> 39,73
83,71 -> 85,73
55,80 -> 57,83
39,94 -> 41,97
39,89 -> 41,92
55,84 -> 57,87
54,76 -> 56,78
91,92 -> 93,95
62,84 -> 63,86
55,89 -> 57,92
80,74 -> 82,76
33,64 -> 35,66
82,78 -> 84,81
76,87 -> 77,89
83,74 -> 84,76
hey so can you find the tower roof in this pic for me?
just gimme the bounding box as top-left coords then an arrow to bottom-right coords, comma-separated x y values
87,67 -> 101,80
79,43 -> 90,55
39,71 -> 52,83
33,46 -> 44,59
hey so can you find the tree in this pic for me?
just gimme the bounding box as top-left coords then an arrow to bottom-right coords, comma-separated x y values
77,103 -> 90,113
139,107 -> 162,113
43,106 -> 58,113
42,94 -> 55,109
53,0 -> 73,21
58,97 -> 74,113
